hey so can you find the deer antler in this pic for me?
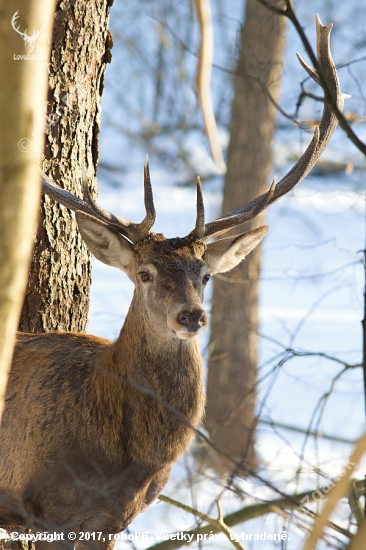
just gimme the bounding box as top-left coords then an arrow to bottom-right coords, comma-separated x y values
185,15 -> 344,243
41,156 -> 156,244
42,17 -> 342,248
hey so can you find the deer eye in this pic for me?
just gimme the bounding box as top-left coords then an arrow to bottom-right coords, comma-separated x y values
139,272 -> 151,282
202,274 -> 210,285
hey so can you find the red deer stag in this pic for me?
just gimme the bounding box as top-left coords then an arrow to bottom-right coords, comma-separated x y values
0,16 -> 343,549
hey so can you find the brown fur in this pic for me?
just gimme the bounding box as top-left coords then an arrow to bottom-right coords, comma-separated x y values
0,224 -> 266,549
0,235 -> 207,548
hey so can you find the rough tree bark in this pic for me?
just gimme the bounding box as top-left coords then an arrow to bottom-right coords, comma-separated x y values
205,0 -> 286,474
0,0 -> 56,420
19,0 -> 113,333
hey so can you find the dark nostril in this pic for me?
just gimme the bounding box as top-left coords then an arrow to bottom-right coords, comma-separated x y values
178,311 -> 191,327
191,310 -> 205,325
178,310 -> 206,329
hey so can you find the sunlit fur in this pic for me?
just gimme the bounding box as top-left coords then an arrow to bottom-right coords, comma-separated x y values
0,228 -> 266,549
0,235 -> 208,547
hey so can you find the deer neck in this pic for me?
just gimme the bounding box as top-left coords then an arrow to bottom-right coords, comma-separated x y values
112,291 -> 204,424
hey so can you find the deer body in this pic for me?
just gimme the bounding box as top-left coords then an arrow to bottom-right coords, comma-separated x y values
0,15 -> 342,549
0,236 -> 214,540
1,318 -> 203,533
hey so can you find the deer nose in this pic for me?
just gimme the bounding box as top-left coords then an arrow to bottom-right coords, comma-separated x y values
177,309 -> 206,332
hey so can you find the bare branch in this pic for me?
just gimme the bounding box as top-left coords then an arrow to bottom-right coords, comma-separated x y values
258,0 -> 366,156
193,0 -> 226,172
158,495 -> 247,550
146,480 -> 364,550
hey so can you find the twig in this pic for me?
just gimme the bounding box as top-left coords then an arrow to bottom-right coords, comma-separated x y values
145,481 -> 365,550
158,495 -> 247,550
363,198 -> 366,420
259,418 -> 357,444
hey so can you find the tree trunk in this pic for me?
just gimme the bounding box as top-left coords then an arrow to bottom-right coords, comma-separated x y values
205,0 -> 286,474
2,2 -> 112,549
0,0 -> 56,420
19,0 -> 113,333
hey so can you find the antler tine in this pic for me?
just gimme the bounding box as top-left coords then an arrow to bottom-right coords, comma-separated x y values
79,167 -> 135,238
194,176 -> 206,240
183,175 -> 205,241
138,155 -> 156,235
81,160 -> 156,242
296,54 -> 321,87
195,176 -> 205,239
41,162 -> 157,244
200,15 -> 343,243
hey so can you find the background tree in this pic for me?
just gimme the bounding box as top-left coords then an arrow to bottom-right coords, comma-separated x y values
19,0 -> 113,334
205,0 -> 287,473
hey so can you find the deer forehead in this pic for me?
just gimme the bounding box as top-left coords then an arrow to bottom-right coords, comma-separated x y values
134,234 -> 205,255
134,234 -> 208,277
140,259 -> 207,280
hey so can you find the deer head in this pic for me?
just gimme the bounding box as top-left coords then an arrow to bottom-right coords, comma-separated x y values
11,11 -> 48,54
43,163 -> 267,341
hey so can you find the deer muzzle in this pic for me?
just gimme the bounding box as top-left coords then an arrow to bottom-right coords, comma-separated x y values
168,305 -> 207,339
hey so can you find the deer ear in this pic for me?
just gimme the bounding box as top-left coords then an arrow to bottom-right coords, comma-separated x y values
75,211 -> 135,272
203,226 -> 268,274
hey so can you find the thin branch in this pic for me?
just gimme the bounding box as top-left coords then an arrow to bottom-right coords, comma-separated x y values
146,480 -> 364,550
259,418 -> 357,444
193,0 -> 226,172
363,215 -> 366,419
158,495 -> 247,550
154,15 -> 310,130
348,480 -> 364,527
